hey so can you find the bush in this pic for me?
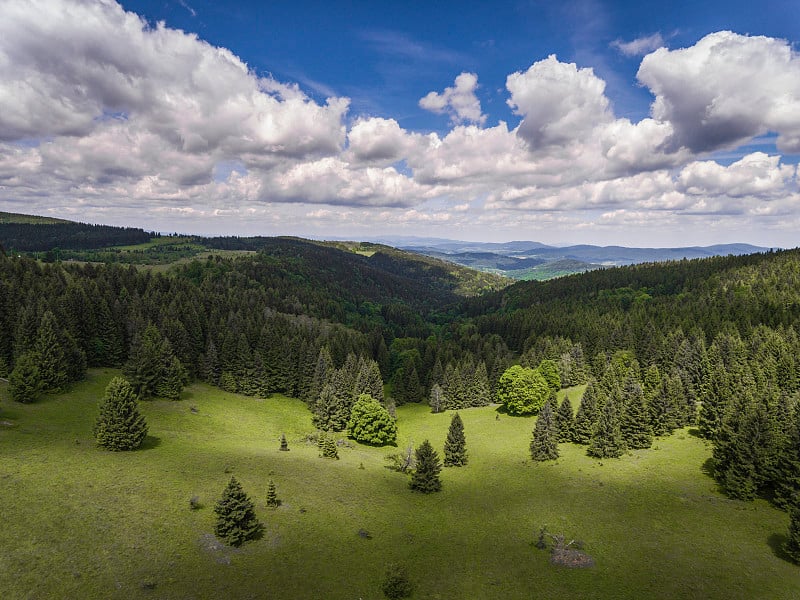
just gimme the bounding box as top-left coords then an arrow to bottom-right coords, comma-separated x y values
348,394 -> 397,446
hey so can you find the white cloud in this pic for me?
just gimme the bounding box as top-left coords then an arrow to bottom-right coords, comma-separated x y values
419,72 -> 486,125
638,31 -> 800,153
506,55 -> 612,148
611,33 -> 665,57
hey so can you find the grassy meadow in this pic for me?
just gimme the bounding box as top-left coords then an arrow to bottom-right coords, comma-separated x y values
0,370 -> 798,599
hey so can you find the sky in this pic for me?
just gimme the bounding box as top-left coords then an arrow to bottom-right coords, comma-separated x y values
1,0 -> 800,246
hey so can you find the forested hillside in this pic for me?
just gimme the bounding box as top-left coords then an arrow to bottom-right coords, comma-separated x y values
2,239 -> 800,511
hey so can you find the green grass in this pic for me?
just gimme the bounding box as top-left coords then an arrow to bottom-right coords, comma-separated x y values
0,372 -> 797,599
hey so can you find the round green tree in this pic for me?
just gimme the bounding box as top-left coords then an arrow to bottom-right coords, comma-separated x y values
410,440 -> 442,493
213,476 -> 263,547
444,412 -> 468,467
348,394 -> 397,446
94,377 -> 148,451
496,365 -> 550,415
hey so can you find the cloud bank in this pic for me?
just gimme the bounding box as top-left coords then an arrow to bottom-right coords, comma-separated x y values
0,1 -> 799,246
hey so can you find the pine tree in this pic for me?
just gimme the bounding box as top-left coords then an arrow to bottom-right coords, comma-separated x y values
555,395 -> 575,443
313,382 -> 350,432
213,476 -> 263,547
650,375 -> 680,436
154,351 -> 187,400
572,381 -> 600,444
35,310 -> 69,391
443,412 -> 468,467
319,431 -> 339,459
785,506 -> 800,565
588,395 -> 626,459
9,352 -> 42,404
94,377 -> 148,451
279,432 -> 290,451
530,399 -> 559,461
774,404 -> 800,509
124,324 -> 186,400
620,380 -> 653,449
410,440 -> 442,493
266,479 -> 279,508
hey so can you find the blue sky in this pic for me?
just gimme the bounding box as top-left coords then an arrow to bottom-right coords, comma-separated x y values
1,0 -> 800,245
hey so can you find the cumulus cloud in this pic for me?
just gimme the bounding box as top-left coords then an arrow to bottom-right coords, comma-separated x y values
611,33 -> 665,56
1,3 -> 799,245
506,55 -> 612,148
638,31 -> 800,153
419,72 -> 486,125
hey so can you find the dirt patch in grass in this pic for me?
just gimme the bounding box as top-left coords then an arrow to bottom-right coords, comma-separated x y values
551,548 -> 595,569
197,533 -> 238,565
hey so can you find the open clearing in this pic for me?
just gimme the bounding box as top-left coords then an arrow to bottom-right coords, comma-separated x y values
0,370 -> 797,599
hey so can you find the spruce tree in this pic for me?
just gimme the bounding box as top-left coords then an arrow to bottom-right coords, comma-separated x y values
410,440 -> 442,493
620,380 -> 653,449
572,381 -> 600,444
530,399 -> 559,461
785,505 -> 800,565
555,395 -> 575,443
774,404 -> 800,509
94,377 -> 148,451
266,479 -> 279,508
279,432 -> 290,451
213,476 -> 263,547
8,352 -> 42,404
35,310 -> 69,391
443,412 -> 468,467
587,395 -> 626,459
319,431 -> 339,459
650,375 -> 680,436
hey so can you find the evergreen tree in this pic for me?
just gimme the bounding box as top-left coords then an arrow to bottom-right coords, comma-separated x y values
715,400 -> 776,501
93,377 -> 148,451
467,361 -> 492,407
313,381 -> 350,431
530,399 -> 559,461
354,358 -> 384,404
347,394 -> 397,446
620,380 -> 653,449
154,350 -> 187,400
308,346 -> 333,404
279,432 -> 290,451
318,431 -> 339,459
785,506 -> 800,565
410,440 -> 442,493
774,403 -> 800,509
587,395 -> 626,459
572,381 -> 601,444
555,395 -> 575,443
650,375 -> 680,436
266,479 -> 279,508
35,310 -> 69,391
443,412 -> 468,467
213,476 -> 263,547
123,324 -> 186,400
8,352 -> 42,404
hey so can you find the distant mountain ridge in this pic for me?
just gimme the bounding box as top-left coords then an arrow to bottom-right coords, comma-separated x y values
365,236 -> 772,280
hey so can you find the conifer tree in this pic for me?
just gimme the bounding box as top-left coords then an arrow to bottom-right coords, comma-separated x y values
35,310 -> 69,391
774,404 -> 800,509
555,395 -> 575,443
279,432 -> 290,451
650,375 -> 680,436
319,431 -> 339,459
785,506 -> 800,565
213,476 -> 263,547
313,382 -> 350,431
620,380 -> 653,449
443,412 -> 468,467
266,479 -> 279,508
123,324 -> 186,400
572,381 -> 600,444
410,440 -> 442,493
353,358 -> 384,404
308,346 -> 333,404
588,395 -> 625,459
530,400 -> 559,461
94,377 -> 148,451
8,352 -> 42,404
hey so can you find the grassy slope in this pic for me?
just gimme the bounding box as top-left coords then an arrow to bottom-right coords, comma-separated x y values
0,373 -> 797,599
0,211 -> 70,224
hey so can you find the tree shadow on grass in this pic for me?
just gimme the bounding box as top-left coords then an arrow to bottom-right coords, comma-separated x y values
687,427 -> 704,438
767,532 -> 792,562
140,435 -> 162,451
